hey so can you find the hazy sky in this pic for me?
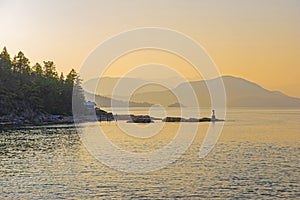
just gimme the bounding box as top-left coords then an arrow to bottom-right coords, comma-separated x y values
1,0 -> 300,97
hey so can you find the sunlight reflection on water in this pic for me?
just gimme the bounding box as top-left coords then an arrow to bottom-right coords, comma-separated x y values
0,109 -> 299,199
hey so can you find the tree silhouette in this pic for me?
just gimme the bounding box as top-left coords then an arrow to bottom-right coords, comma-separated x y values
0,47 -> 86,118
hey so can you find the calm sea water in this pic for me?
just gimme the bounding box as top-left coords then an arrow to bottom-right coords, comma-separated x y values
1,109 -> 299,199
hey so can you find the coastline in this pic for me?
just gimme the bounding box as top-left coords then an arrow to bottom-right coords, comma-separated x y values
0,116 -> 75,129
0,114 -> 224,130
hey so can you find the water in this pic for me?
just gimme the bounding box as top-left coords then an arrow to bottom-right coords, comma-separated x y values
1,109 -> 299,199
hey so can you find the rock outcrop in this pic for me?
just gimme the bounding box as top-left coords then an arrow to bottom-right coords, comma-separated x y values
127,115 -> 153,123
162,116 -> 224,122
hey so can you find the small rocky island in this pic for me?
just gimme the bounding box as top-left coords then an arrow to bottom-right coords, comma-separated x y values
162,117 -> 224,122
125,109 -> 224,123
127,115 -> 153,123
162,110 -> 224,122
168,102 -> 185,107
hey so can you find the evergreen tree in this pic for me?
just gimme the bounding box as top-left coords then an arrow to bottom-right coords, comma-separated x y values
32,63 -> 43,77
0,47 -> 86,117
0,47 -> 11,71
43,61 -> 58,79
12,51 -> 30,74
72,76 -> 86,115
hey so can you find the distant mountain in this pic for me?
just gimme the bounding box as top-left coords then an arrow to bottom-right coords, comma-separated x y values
84,91 -> 153,108
83,77 -> 173,98
168,102 -> 186,107
215,76 -> 300,107
103,76 -> 300,108
83,76 -> 300,108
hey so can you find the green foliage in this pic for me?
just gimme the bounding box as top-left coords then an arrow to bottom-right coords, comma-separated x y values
0,47 -> 86,116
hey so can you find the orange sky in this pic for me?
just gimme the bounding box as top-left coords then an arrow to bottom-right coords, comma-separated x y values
1,0 -> 299,97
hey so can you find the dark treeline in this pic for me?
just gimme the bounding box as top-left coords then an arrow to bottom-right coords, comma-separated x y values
0,47 -> 85,118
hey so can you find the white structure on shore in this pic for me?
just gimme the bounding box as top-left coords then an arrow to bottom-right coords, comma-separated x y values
83,101 -> 97,111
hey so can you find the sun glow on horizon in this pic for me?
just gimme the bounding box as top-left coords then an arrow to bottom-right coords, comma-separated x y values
1,0 -> 300,97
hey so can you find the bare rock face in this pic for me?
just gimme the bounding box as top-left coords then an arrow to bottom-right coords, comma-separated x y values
162,117 -> 184,122
162,116 -> 224,122
127,115 -> 153,123
199,117 -> 212,122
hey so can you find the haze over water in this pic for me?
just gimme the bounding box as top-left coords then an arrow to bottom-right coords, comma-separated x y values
1,108 -> 299,199
1,1 -> 300,199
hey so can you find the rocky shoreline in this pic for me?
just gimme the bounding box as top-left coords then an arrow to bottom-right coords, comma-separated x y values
0,110 -> 224,128
0,114 -> 74,128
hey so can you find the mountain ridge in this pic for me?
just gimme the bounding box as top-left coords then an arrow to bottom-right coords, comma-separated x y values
83,76 -> 300,108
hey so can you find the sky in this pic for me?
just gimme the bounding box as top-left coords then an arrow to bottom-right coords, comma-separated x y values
1,0 -> 300,97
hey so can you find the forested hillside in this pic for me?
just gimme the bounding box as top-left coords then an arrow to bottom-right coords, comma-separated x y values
0,47 -> 85,120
